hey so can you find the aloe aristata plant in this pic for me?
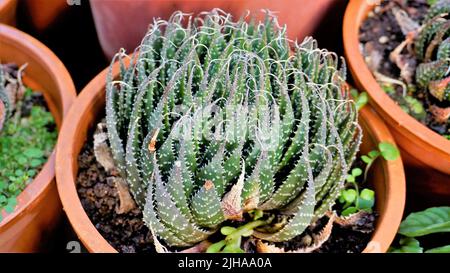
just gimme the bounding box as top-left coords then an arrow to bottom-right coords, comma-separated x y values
103,10 -> 362,252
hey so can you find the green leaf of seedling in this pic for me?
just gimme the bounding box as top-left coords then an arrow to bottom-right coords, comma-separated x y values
30,159 -> 43,168
355,92 -> 369,111
351,168 -> 362,177
378,142 -> 400,161
342,189 -> 357,204
222,241 -> 244,253
425,245 -> 450,253
358,189 -> 375,210
241,229 -> 253,237
361,155 -> 372,164
341,206 -> 358,217
16,156 -> 27,166
346,174 -> 355,183
4,205 -> 14,213
7,198 -> 17,207
360,188 -> 375,200
221,226 -> 236,236
24,148 -> 44,159
8,183 -> 17,192
206,240 -> 226,253
368,150 -> 380,159
389,237 -> 423,253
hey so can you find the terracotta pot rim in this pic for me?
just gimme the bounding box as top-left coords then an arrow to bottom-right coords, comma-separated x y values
0,24 -> 76,229
0,0 -> 13,11
56,65 -> 117,253
342,1 -> 450,159
358,106 -> 406,253
57,57 -> 405,252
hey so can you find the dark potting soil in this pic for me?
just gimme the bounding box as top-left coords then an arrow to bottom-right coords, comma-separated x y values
76,141 -> 155,253
359,0 -> 449,137
263,212 -> 376,253
77,142 -> 376,253
313,213 -> 376,253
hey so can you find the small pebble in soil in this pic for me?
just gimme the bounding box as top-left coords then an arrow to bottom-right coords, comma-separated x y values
378,36 -> 389,44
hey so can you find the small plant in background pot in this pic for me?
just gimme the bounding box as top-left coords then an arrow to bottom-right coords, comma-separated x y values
360,0 -> 450,139
0,63 -> 57,222
344,0 -> 450,210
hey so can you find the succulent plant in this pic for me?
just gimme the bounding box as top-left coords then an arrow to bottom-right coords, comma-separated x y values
415,0 -> 450,102
105,10 -> 361,251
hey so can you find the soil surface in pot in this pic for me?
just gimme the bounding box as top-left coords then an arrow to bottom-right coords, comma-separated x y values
0,63 -> 57,222
359,0 -> 449,139
76,140 -> 155,253
76,134 -> 376,253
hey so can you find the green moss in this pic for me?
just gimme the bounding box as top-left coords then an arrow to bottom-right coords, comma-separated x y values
0,89 -> 56,222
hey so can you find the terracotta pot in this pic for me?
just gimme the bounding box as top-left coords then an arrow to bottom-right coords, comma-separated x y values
0,24 -> 76,252
90,0 -> 341,59
56,59 -> 405,253
20,0 -> 69,32
0,0 -> 17,25
343,0 -> 450,205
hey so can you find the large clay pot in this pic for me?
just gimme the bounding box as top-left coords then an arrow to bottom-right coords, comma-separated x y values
343,0 -> 450,208
20,0 -> 69,32
0,24 -> 76,252
89,0 -> 341,59
0,0 -> 17,25
55,59 -> 406,253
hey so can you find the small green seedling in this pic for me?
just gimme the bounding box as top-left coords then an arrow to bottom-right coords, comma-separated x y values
339,142 -> 399,217
207,210 -> 272,253
339,167 -> 373,217
361,142 -> 400,181
350,89 -> 369,111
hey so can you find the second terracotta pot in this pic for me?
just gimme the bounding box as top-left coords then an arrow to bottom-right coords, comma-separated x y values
90,0 -> 341,59
0,24 -> 76,252
343,0 -> 450,207
56,59 -> 406,253
0,0 -> 17,25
